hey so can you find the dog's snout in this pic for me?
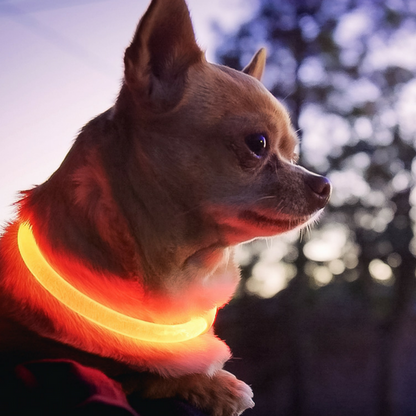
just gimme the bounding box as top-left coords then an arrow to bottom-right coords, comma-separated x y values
305,173 -> 332,210
306,174 -> 331,198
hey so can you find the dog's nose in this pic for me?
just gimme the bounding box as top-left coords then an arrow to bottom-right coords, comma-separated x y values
305,173 -> 332,210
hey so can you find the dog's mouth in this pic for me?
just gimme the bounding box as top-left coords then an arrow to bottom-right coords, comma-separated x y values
211,206 -> 321,245
240,209 -> 313,233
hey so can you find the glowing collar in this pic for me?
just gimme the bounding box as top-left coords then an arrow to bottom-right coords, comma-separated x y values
17,222 -> 217,343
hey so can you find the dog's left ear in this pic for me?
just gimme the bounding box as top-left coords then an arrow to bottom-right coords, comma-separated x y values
124,0 -> 204,111
242,48 -> 267,81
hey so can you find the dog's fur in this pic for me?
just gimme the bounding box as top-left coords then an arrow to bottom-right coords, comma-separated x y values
0,0 -> 331,414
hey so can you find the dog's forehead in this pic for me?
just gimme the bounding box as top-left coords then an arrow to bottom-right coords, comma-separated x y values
194,63 -> 290,121
211,64 -> 297,139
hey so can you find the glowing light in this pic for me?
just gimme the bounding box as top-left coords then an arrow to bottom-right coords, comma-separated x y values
17,222 -> 217,343
369,259 -> 394,285
312,265 -> 333,286
303,225 -> 348,262
328,259 -> 345,275
246,261 -> 295,298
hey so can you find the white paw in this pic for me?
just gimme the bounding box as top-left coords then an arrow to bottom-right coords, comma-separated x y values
134,369 -> 254,416
214,370 -> 254,415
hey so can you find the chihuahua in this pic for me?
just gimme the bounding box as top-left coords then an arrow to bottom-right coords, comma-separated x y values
0,0 -> 330,414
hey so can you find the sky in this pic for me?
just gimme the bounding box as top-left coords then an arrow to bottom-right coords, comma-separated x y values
0,0 -> 256,224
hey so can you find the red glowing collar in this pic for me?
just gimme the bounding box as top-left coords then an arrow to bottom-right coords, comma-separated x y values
17,222 -> 217,343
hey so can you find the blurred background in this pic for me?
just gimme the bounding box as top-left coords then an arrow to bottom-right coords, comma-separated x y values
1,0 -> 416,415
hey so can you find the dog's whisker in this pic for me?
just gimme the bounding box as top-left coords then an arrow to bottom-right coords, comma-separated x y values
255,195 -> 276,202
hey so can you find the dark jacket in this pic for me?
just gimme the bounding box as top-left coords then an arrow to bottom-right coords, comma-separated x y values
0,359 -> 207,416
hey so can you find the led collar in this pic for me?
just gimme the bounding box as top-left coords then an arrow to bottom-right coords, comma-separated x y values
17,222 -> 217,343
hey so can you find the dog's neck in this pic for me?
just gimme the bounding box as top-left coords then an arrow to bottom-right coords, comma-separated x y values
16,205 -> 236,328
0,209 -> 237,375
17,221 -> 218,343
0,222 -> 234,376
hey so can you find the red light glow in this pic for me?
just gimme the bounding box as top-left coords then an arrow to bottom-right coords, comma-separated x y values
17,222 -> 217,344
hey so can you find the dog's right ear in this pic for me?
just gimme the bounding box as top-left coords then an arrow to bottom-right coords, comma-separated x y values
124,0 -> 204,111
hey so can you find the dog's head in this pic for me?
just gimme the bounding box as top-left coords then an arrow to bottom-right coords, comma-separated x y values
114,0 -> 331,250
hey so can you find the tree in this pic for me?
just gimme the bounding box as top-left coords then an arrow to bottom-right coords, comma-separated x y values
215,1 -> 416,415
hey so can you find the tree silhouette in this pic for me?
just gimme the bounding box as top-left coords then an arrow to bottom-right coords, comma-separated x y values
215,1 -> 416,415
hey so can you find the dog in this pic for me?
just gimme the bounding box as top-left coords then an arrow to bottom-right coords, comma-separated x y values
0,0 -> 331,414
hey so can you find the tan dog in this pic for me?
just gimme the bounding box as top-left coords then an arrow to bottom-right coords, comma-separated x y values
0,0 -> 331,414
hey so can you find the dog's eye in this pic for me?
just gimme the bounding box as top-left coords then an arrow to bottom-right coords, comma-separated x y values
245,134 -> 267,158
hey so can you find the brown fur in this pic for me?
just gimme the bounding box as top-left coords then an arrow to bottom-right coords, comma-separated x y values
0,0 -> 330,415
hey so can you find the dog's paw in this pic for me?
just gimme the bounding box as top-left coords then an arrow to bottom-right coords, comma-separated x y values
172,369 -> 254,416
125,369 -> 254,416
194,369 -> 253,416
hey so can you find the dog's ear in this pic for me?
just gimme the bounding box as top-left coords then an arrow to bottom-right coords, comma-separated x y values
242,48 -> 266,81
124,0 -> 203,111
